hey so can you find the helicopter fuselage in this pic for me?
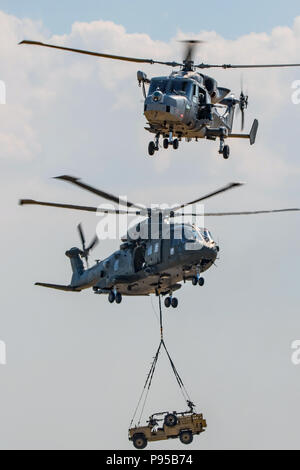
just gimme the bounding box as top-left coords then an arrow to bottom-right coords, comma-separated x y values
144,71 -> 233,139
67,223 -> 218,297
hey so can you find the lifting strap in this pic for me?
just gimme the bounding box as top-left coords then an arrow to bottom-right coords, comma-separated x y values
129,295 -> 194,428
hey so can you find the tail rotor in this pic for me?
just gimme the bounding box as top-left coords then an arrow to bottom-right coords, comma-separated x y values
239,76 -> 248,131
77,223 -> 98,268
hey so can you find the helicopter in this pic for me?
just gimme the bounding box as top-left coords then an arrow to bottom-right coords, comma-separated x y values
19,175 -> 300,307
19,39 -> 300,159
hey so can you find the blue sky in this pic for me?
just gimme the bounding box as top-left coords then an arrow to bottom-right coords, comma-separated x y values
0,0 -> 300,40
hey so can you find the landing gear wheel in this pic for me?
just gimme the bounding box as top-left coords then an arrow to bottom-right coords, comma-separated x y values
171,297 -> 178,309
164,297 -> 171,308
148,141 -> 156,156
163,138 -> 169,149
133,434 -> 148,450
179,431 -> 193,445
108,291 -> 115,304
115,292 -> 122,304
222,145 -> 230,159
198,277 -> 205,287
164,413 -> 178,427
173,139 -> 179,150
192,276 -> 198,286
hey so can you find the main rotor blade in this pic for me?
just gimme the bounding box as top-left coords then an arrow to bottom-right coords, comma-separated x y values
19,199 -> 139,214
170,182 -> 244,213
205,208 -> 300,216
174,208 -> 300,216
196,62 -> 300,69
19,40 -> 182,67
54,175 -> 147,211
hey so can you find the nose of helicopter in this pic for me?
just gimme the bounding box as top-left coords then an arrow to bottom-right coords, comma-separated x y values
144,94 -> 186,123
185,241 -> 219,264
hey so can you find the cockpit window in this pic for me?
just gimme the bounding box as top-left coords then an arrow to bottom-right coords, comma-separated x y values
183,226 -> 203,242
193,229 -> 204,242
202,230 -> 213,243
148,78 -> 168,95
169,79 -> 191,96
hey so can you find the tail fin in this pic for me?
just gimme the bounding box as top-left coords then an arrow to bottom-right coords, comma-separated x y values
228,119 -> 259,145
65,247 -> 85,285
35,248 -> 84,293
249,119 -> 259,145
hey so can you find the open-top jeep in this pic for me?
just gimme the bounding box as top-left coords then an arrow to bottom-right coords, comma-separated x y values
129,410 -> 207,449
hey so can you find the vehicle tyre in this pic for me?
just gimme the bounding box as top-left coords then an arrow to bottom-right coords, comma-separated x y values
223,145 -> 230,159
115,292 -> 122,304
192,276 -> 198,286
173,139 -> 179,150
164,297 -> 171,308
179,431 -> 193,445
198,277 -> 205,287
164,413 -> 178,427
148,141 -> 156,156
133,434 -> 148,450
163,138 -> 169,149
108,291 -> 115,303
171,297 -> 178,309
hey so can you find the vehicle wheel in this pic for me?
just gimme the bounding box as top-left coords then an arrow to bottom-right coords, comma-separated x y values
171,297 -> 178,309
148,141 -> 156,156
164,297 -> 171,308
222,145 -> 230,159
163,138 -> 169,149
115,292 -> 122,304
108,291 -> 115,303
179,431 -> 193,445
164,413 -> 178,427
192,276 -> 198,286
198,277 -> 205,287
133,434 -> 148,450
173,139 -> 179,150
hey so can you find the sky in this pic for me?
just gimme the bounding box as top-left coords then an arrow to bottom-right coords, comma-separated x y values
0,1 -> 300,450
1,0 -> 300,41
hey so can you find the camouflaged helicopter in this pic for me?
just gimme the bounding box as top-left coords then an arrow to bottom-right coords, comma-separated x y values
19,39 -> 300,158
19,176 -> 300,307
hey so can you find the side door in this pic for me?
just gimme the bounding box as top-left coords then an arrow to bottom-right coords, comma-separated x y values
144,240 -> 162,266
161,237 -> 180,265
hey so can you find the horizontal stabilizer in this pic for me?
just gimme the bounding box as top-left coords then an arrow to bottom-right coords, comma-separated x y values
35,282 -> 81,292
228,119 -> 259,145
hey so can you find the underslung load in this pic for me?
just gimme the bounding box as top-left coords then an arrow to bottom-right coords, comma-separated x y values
128,296 -> 206,449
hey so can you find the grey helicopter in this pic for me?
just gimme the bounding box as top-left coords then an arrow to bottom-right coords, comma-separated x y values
19,39 -> 300,159
19,175 -> 300,307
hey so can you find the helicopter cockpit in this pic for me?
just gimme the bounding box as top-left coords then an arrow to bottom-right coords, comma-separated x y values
169,79 -> 191,97
187,225 -> 215,244
148,77 -> 168,95
148,77 -> 194,100
201,228 -> 214,243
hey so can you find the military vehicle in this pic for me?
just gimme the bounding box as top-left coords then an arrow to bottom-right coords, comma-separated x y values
129,411 -> 207,449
